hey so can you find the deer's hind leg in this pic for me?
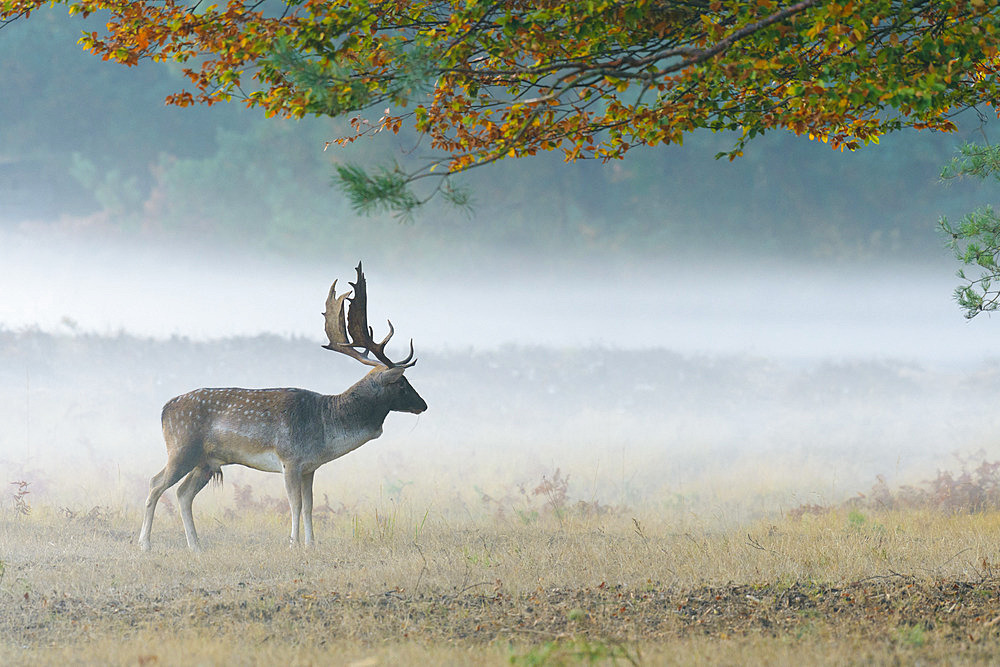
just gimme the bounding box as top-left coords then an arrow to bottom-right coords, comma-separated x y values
138,458 -> 197,551
177,465 -> 218,552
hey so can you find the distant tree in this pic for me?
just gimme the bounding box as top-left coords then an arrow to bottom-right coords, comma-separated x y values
940,141 -> 1000,319
3,0 -> 999,215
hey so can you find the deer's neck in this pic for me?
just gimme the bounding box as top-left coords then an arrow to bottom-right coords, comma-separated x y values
321,381 -> 391,451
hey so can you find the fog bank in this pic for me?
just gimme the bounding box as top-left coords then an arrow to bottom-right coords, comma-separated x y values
0,228 -> 993,365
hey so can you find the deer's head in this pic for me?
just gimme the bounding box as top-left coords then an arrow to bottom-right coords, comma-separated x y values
367,366 -> 427,414
323,263 -> 426,415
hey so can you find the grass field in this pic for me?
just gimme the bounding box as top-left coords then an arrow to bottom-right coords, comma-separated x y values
5,334 -> 1000,663
4,488 -> 1000,665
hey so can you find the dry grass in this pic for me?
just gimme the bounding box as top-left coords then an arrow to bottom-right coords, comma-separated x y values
4,488 -> 1000,665
8,315 -> 1000,664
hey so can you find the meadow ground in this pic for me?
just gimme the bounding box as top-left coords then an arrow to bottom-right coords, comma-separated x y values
5,336 -> 1000,664
4,490 -> 1000,666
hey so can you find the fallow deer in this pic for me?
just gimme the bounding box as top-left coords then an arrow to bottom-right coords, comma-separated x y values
138,263 -> 426,551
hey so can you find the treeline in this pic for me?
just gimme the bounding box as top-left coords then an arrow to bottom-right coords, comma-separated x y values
0,8 -> 994,262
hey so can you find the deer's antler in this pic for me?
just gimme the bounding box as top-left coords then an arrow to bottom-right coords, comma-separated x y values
322,262 -> 416,368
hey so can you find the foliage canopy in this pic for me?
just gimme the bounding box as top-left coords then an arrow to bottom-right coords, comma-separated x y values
3,0 -> 1000,212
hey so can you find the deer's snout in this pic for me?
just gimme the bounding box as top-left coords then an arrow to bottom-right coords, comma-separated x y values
407,394 -> 428,414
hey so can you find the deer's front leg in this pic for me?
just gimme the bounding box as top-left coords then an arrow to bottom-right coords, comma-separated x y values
302,471 -> 315,547
282,465 -> 303,546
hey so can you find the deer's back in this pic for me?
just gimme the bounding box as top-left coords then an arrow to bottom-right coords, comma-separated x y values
162,388 -> 326,469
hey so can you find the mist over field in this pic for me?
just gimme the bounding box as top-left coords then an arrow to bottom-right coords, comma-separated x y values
1,225 -> 997,362
3,8 -> 1000,526
3,228 -> 1000,524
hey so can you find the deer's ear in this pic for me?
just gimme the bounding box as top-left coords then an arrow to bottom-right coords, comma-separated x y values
377,367 -> 406,385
